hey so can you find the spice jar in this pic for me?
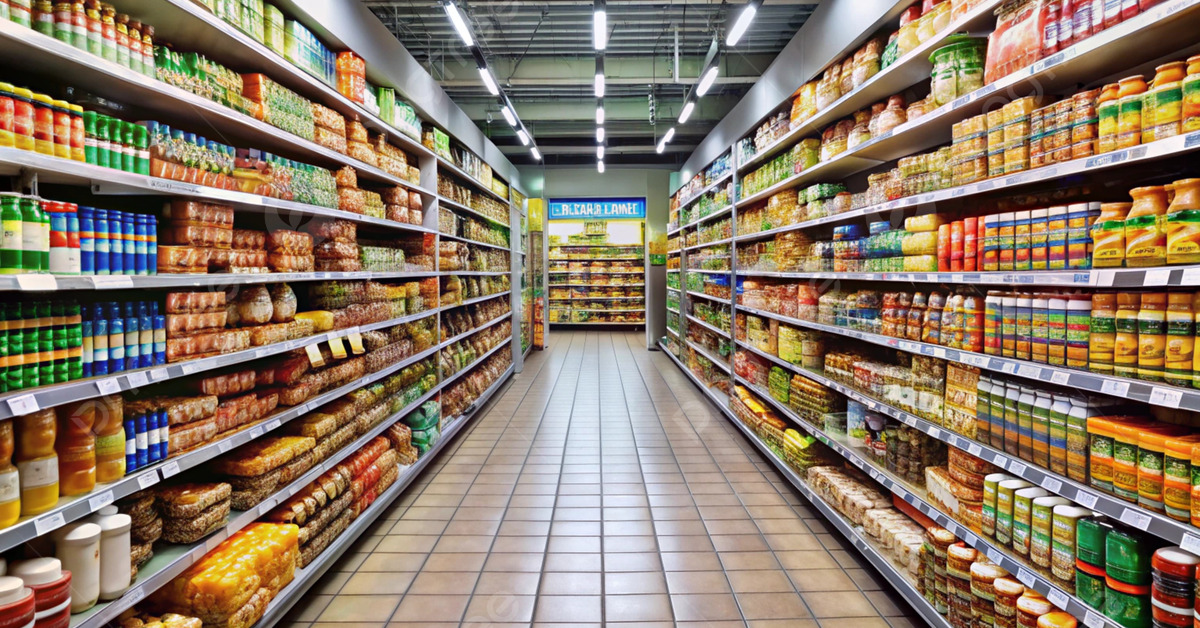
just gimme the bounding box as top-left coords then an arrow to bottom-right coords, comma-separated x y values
67,104 -> 83,162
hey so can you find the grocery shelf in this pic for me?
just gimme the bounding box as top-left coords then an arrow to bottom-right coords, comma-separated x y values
438,232 -> 512,252
549,296 -> 645,301
73,361 -> 469,628
737,373 -> 1120,628
0,337 -> 440,558
445,270 -> 510,276
549,321 -> 645,326
435,156 -> 513,205
685,340 -> 730,373
735,0 -> 1003,174
673,171 -> 733,209
685,315 -> 731,339
548,271 -> 645,276
256,364 -> 513,628
558,308 -> 644,313
547,283 -> 645,288
679,205 -> 734,230
735,0 -> 1200,208
666,308 -> 680,316
0,147 -> 439,238
736,303 -> 1200,413
0,270 -> 440,293
684,268 -> 732,275
438,312 -> 512,348
681,237 -> 733,252
658,341 -> 953,628
686,290 -> 729,303
437,196 -> 512,229
549,257 -> 641,262
0,20 -> 428,191
666,269 -> 681,273
439,334 -> 514,389
549,243 -> 641,248
733,267 -> 1200,288
441,291 -> 512,310
734,338 -> 1200,553
0,307 -> 438,425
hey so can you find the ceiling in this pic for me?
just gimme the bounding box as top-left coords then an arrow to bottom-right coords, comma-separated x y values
363,0 -> 818,166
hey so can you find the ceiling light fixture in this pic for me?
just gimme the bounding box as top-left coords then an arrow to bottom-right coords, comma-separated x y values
594,0 -> 607,50
594,56 -> 605,98
596,127 -> 605,142
500,105 -> 517,127
727,0 -> 762,46
517,129 -> 530,145
598,160 -> 606,173
479,67 -> 499,96
678,100 -> 695,124
443,1 -> 473,47
656,138 -> 667,154
663,127 -> 676,143
596,102 -> 605,125
597,145 -> 605,159
697,64 -> 719,96
531,146 -> 542,160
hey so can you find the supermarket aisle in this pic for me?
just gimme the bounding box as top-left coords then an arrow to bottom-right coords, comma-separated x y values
285,332 -> 920,627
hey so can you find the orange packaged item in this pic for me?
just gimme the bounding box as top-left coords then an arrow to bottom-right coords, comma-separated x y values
88,395 -> 125,484
165,291 -> 226,314
55,399 -> 96,497
336,52 -> 367,104
265,230 -> 312,254
267,253 -> 315,273
166,329 -> 251,362
15,409 -> 57,516
163,224 -> 233,249
192,370 -> 257,398
158,246 -> 213,274
165,312 -> 227,335
230,229 -> 266,251
163,200 -> 235,229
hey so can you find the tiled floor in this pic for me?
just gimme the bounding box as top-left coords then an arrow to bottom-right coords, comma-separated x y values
284,331 -> 922,627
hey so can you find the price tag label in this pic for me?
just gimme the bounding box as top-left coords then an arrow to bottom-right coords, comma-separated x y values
328,335 -> 347,360
348,331 -> 365,355
1145,269 -> 1172,286
254,347 -> 272,358
90,275 -> 133,289
968,443 -> 983,457
305,343 -> 325,368
1076,491 -> 1099,509
1150,387 -> 1184,408
932,347 -> 946,359
929,427 -> 942,440
250,426 -> 264,439
1017,365 -> 1041,378
1120,508 -> 1151,528
892,485 -> 909,500
1181,534 -> 1200,556
1101,380 -> 1131,396
963,354 -> 989,368
963,531 -> 978,546
1051,371 -> 1071,385
88,490 -> 114,511
1084,611 -> 1105,628
6,394 -> 38,416
1047,588 -> 1070,610
258,496 -> 277,513
218,440 -> 232,453
945,521 -> 959,535
1042,477 -> 1063,493
124,586 -> 145,605
95,378 -> 121,395
16,274 -> 56,291
33,511 -> 66,536
1183,267 -> 1200,286
1001,362 -> 1017,374
1017,568 -> 1036,587
180,362 -> 198,375
125,371 -> 149,388
987,548 -> 1004,564
160,460 -> 181,478
1009,461 -> 1028,476
265,419 -> 281,431
136,471 -> 157,489
149,368 -> 168,381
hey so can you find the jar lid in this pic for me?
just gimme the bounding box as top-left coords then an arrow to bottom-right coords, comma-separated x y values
994,577 -> 1025,596
56,522 -> 100,546
9,559 -> 61,586
985,473 -> 1014,485
0,577 -> 25,606
1037,611 -> 1078,628
1153,548 -> 1200,578
96,512 -> 130,535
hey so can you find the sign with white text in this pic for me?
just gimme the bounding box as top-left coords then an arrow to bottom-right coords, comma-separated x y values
548,198 -> 646,220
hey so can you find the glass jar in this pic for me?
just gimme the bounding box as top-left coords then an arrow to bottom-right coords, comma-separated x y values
55,400 -> 95,496
11,87 -> 33,152
113,12 -> 129,68
99,3 -> 116,63
84,0 -> 101,55
15,408 -> 58,516
31,93 -> 54,156
0,83 -> 12,149
125,19 -> 142,75
1117,75 -> 1148,149
32,0 -> 53,36
68,104 -> 84,162
52,1 -> 72,44
51,99 -> 70,160
1167,178 -> 1200,265
1146,61 -> 1186,142
0,420 -> 18,529
69,0 -> 86,50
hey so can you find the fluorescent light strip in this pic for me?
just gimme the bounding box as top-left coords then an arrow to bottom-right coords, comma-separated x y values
597,145 -> 605,159
678,101 -> 695,124
531,146 -> 542,160
517,129 -> 530,145
444,1 -> 473,47
594,0 -> 607,50
501,105 -> 517,126
598,160 -> 606,173
596,104 -> 605,125
597,127 -> 605,142
663,127 -> 675,143
727,1 -> 759,46
594,72 -> 605,98
697,65 -> 718,96
479,67 -> 499,95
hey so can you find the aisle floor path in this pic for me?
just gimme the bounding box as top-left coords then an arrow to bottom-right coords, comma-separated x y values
285,331 -> 921,627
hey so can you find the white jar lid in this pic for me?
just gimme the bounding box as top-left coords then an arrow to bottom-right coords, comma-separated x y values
0,577 -> 26,606
10,558 -> 62,586
97,512 -> 130,535
57,523 -> 101,546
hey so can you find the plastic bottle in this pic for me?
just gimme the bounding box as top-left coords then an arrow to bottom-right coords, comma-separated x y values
1089,293 -> 1116,375
0,420 -> 20,528
1114,292 -> 1140,379
15,409 -> 57,516
1138,292 -> 1167,382
55,400 -> 95,496
1165,293 -> 1195,387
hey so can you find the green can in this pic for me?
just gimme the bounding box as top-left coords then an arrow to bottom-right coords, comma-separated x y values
1106,528 -> 1152,586
982,472 -> 1011,539
995,479 -> 1031,546
0,194 -> 22,274
1077,516 -> 1112,566
1031,496 -> 1070,573
95,115 -> 111,169
1076,563 -> 1106,609
1104,582 -> 1151,628
34,301 -> 51,387
19,197 -> 42,273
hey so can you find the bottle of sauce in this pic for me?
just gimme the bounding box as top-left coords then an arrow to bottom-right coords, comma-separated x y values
99,3 -> 116,64
0,420 -> 19,528
1114,292 -> 1140,379
1117,75 -> 1148,149
32,0 -> 53,37
15,409 -> 57,516
1097,83 -> 1121,153
1091,202 -> 1130,267
1138,292 -> 1167,382
1167,179 -> 1200,265
125,20 -> 141,76
1165,293 -> 1195,388
83,0 -> 101,55
1125,185 -> 1169,267
1090,293 -> 1117,375
91,395 -> 123,483
55,400 -> 94,496
140,24 -> 154,79
113,12 -> 129,69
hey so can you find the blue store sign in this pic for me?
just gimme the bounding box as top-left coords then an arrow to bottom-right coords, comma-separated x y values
548,198 -> 646,220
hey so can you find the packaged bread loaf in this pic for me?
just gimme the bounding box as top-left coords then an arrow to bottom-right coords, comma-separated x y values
161,498 -> 229,544
166,291 -> 226,314
213,436 -> 316,476
346,120 -> 369,143
310,103 -> 345,134
156,483 -> 232,518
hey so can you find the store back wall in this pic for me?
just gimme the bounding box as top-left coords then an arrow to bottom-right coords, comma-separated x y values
520,167 -> 671,349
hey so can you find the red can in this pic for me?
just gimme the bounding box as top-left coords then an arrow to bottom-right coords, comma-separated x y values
950,220 -> 965,261
963,217 -> 979,271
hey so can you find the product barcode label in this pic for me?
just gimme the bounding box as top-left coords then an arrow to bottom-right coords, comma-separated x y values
160,461 -> 181,478
1101,380 -> 1131,396
1183,267 -> 1200,286
6,394 -> 38,416
1181,534 -> 1200,556
1042,477 -> 1062,493
124,586 -> 145,605
1150,387 -> 1184,408
265,419 -> 281,431
1076,491 -> 1099,509
1007,461 -> 1026,475
1017,568 -> 1036,587
136,471 -> 157,489
967,443 -> 982,457
125,371 -> 149,388
1050,371 -> 1071,385
929,427 -> 942,440
249,426 -> 264,439
1047,589 -> 1070,610
15,274 -> 56,291
1145,269 -> 1171,286
963,354 -> 989,368
34,511 -> 66,536
1120,508 -> 1151,528
88,490 -> 114,511
1185,132 -> 1200,149
932,347 -> 946,359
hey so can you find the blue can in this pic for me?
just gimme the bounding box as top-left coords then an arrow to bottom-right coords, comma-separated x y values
156,409 -> 168,460
135,413 -> 148,468
66,211 -> 79,275
108,302 -> 124,373
108,211 -> 123,275
81,319 -> 92,378
93,209 -> 109,275
153,313 -> 165,365
146,411 -> 160,464
123,302 -> 138,371
78,207 -> 94,274
147,215 -> 157,275
138,301 -> 152,368
133,215 -> 147,275
122,213 -> 135,274
124,418 -> 137,471
92,314 -> 109,376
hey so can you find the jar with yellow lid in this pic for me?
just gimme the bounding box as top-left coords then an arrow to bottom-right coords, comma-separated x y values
1087,416 -> 1122,493
10,87 -> 33,152
50,99 -> 70,160
1125,185 -> 1169,267
1137,292 -> 1167,381
67,104 -> 84,162
1114,293 -> 1141,379
1165,292 -> 1195,387
1137,428 -> 1191,513
1145,61 -> 1186,143
32,0 -> 53,37
1162,434 -> 1200,522
30,93 -> 54,156
1097,83 -> 1121,153
1089,293 -> 1117,374
1184,55 -> 1200,133
1167,178 -> 1200,264
0,82 -> 13,149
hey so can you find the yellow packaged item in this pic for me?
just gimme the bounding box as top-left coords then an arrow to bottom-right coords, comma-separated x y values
901,231 -> 938,256
903,255 -> 939,272
293,311 -> 335,332
903,213 -> 948,233
212,436 -> 316,476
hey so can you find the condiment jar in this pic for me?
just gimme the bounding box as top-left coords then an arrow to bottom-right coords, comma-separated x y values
1167,178 -> 1200,264
0,83 -> 13,150
1183,55 -> 1200,133
50,100 -> 70,161
1125,185 -> 1169,267
29,94 -> 54,157
8,558 -> 70,624
0,420 -> 17,530
0,575 -> 34,628
1147,61 -> 1187,142
67,105 -> 83,162
89,505 -> 129,601
1117,75 -> 1148,149
52,522 -> 98,612
1097,82 -> 1121,153
10,88 -> 33,152
14,409 -> 56,517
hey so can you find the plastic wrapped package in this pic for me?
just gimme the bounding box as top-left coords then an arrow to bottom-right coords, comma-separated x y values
167,292 -> 226,314
378,154 -> 407,179
335,166 -> 357,188
192,371 -> 257,397
151,523 -> 298,627
247,321 -> 297,346
213,436 -> 316,476
314,241 -> 359,259
266,230 -> 313,254
160,498 -> 230,544
230,230 -> 267,250
164,224 -> 234,249
125,395 -> 218,427
228,286 -> 273,326
164,200 -> 235,229
268,253 -> 315,273
212,249 -> 269,272
347,141 -> 377,166
156,483 -> 233,518
166,312 -> 228,335
346,120 -> 369,144
313,126 -> 347,154
294,311 -> 334,332
299,506 -> 351,567
307,219 -> 357,244
984,0 -> 1049,84
166,329 -> 251,362
315,258 -> 363,272
337,187 -> 365,214
159,246 -> 213,274
311,103 -> 345,134
386,205 -> 409,223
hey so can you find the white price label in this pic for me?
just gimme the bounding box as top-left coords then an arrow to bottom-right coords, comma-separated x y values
1145,269 -> 1171,286
1017,568 -> 1036,587
1181,534 -> 1200,556
95,378 -> 121,395
136,471 -> 157,489
929,427 -> 942,439
124,586 -> 145,605
265,419 -> 281,431
1076,491 -> 1099,509
1183,267 -> 1200,286
892,486 -> 909,500
34,511 -> 65,536
1001,362 -> 1017,374
1120,508 -> 1151,528
1094,270 -> 1116,287
1084,611 -> 1105,628
125,372 -> 149,388
1042,477 -> 1063,493
968,443 -> 983,457
258,497 -> 277,513
1150,387 -> 1184,408
90,275 -> 134,289
250,426 -> 264,439
932,347 -> 946,359
255,348 -> 272,358
217,440 -> 233,453
149,368 -> 168,381
1101,380 -> 1131,396
15,274 -> 56,291
5,394 -> 38,416
160,461 -> 181,478
1017,365 -> 1041,378
945,521 -> 959,535
88,490 -> 114,511
180,362 -> 198,374
962,531 -> 978,546
1047,588 -> 1070,610
987,548 -> 1004,564
963,354 -> 990,368
1009,461 -> 1028,476
1050,371 -> 1071,385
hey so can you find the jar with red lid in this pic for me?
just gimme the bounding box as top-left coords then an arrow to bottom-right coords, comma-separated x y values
67,104 -> 83,162
51,100 -> 70,160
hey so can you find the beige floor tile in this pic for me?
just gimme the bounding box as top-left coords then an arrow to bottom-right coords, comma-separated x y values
726,569 -> 797,593
533,595 -> 603,623
357,553 -> 428,573
318,595 -> 401,622
788,568 -> 859,592
543,552 -> 603,571
665,570 -> 733,594
736,592 -> 812,620
803,590 -> 882,618
660,552 -> 723,572
776,550 -> 840,570
462,594 -> 537,623
605,570 -> 669,594
390,594 -> 470,622
340,572 -> 416,596
604,593 -> 674,622
670,593 -> 743,621
430,535 -> 494,553
547,535 -> 601,553
483,552 -> 544,572
474,572 -> 541,595
539,571 -> 602,595
442,519 -> 502,536
419,552 -> 487,572
407,571 -> 480,595
604,552 -> 663,572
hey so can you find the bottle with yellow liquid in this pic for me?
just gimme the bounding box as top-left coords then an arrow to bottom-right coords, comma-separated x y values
15,408 -> 57,516
0,419 -> 20,528
56,399 -> 95,496
1165,293 -> 1196,388
1114,292 -> 1141,380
